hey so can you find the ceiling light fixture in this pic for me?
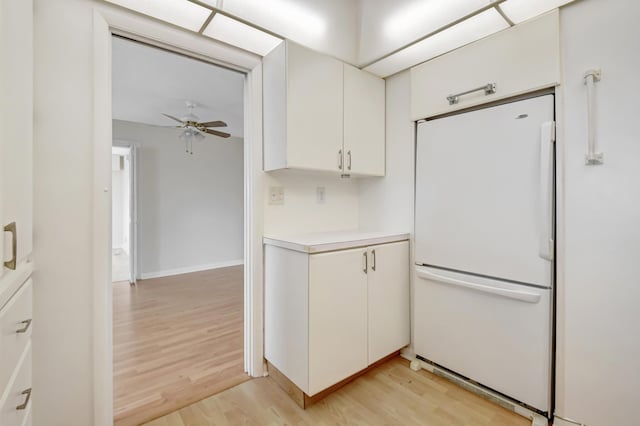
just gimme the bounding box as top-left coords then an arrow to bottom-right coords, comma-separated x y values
203,13 -> 283,56
365,8 -> 509,78
384,0 -> 489,41
104,0 -> 211,31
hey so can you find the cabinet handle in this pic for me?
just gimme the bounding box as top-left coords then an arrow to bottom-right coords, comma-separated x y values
338,149 -> 343,170
347,150 -> 352,171
363,251 -> 368,274
4,222 -> 17,270
371,249 -> 376,271
16,319 -> 32,334
16,388 -> 31,410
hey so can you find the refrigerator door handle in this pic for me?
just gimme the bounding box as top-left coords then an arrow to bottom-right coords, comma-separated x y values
539,121 -> 555,261
416,267 -> 542,303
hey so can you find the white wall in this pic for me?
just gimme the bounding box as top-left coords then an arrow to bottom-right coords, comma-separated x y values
33,0 -> 95,424
113,120 -> 244,278
263,171 -> 360,236
556,0 -> 640,424
358,70 -> 414,233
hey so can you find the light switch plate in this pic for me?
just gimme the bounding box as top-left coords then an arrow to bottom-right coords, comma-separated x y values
269,186 -> 284,205
316,186 -> 325,204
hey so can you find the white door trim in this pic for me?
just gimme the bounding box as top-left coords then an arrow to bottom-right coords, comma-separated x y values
92,6 -> 265,426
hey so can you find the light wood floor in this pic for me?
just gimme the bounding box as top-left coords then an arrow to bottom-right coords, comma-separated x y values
145,357 -> 530,426
113,266 -> 249,426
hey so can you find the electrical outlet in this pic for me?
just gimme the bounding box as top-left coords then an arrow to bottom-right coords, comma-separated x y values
316,186 -> 326,204
269,186 -> 284,205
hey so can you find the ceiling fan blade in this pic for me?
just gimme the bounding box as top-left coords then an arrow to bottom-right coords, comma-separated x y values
198,120 -> 227,128
204,128 -> 231,138
161,113 -> 185,124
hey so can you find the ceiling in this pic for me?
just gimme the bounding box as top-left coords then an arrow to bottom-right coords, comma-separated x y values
103,0 -> 577,78
112,36 -> 245,137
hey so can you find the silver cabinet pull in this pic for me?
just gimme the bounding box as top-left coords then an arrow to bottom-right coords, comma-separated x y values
4,222 -> 17,270
338,149 -> 343,170
16,319 -> 32,334
447,83 -> 496,105
371,249 -> 376,271
363,251 -> 368,274
16,388 -> 31,410
347,150 -> 352,171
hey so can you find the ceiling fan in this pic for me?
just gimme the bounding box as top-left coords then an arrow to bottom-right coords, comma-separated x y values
161,101 -> 231,154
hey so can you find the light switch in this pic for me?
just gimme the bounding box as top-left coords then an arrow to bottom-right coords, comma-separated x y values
316,186 -> 326,204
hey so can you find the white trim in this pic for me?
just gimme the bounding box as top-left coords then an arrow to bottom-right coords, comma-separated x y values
139,260 -> 244,280
92,10 -> 114,426
92,4 -> 264,426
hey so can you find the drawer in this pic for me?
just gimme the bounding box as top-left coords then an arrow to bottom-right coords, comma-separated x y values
0,344 -> 32,426
0,279 -> 32,396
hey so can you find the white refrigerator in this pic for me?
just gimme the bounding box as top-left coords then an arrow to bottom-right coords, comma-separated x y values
414,95 -> 555,414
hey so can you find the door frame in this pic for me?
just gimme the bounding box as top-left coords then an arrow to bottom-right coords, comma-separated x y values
92,5 -> 265,426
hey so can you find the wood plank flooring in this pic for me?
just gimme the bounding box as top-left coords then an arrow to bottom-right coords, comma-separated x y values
113,266 -> 249,426
145,357 -> 530,426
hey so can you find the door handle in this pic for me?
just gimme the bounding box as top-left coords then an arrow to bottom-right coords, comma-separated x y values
16,388 -> 31,410
4,222 -> 17,270
416,267 -> 541,303
371,249 -> 376,271
338,149 -> 343,170
363,251 -> 368,274
347,150 -> 352,171
539,122 -> 555,261
16,319 -> 32,334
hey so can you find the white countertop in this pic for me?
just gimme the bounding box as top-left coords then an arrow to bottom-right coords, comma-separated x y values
264,231 -> 410,254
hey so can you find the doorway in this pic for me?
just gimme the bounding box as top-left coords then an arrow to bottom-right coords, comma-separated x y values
110,36 -> 249,425
111,145 -> 134,284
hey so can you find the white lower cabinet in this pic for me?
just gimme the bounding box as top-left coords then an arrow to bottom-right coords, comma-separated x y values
0,275 -> 33,426
265,234 -> 409,397
308,248 -> 368,395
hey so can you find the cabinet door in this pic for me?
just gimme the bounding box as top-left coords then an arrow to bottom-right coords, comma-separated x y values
368,241 -> 410,364
343,64 -> 385,177
308,247 -> 368,395
1,0 -> 33,274
286,42 -> 344,173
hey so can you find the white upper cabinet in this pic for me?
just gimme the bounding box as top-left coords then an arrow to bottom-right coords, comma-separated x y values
411,10 -> 560,120
263,41 -> 385,176
343,64 -> 385,177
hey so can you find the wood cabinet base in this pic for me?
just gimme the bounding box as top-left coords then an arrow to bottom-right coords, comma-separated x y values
266,351 -> 400,409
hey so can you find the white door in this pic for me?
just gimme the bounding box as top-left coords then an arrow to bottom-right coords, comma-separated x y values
287,42 -> 344,173
343,64 -> 385,176
308,247 -> 368,396
367,241 -> 410,364
415,95 -> 555,287
1,0 -> 33,278
414,265 -> 551,412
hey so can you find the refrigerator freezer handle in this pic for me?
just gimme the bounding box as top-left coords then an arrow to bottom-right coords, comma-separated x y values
415,267 -> 542,303
539,121 -> 555,261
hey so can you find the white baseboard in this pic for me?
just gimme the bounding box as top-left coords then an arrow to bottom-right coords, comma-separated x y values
139,259 -> 243,280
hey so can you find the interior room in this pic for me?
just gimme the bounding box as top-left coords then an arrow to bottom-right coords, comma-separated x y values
1,0 -> 638,425
110,37 -> 246,425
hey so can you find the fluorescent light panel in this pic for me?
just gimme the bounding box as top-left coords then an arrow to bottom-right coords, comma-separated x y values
105,0 -> 211,31
501,0 -> 576,23
203,13 -> 283,56
365,8 -> 509,78
384,0 -> 490,40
